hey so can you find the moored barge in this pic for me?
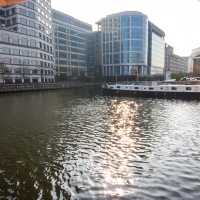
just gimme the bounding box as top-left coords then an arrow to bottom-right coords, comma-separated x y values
102,81 -> 200,100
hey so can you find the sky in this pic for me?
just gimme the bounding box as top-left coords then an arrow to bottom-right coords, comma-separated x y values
51,0 -> 200,56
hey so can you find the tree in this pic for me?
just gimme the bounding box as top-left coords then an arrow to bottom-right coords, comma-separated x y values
0,61 -> 10,84
171,72 -> 186,81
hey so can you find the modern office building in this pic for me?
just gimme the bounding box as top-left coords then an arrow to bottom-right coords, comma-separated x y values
148,22 -> 165,75
0,0 -> 55,84
52,9 -> 93,82
189,47 -> 200,74
96,11 -> 165,81
165,43 -> 189,78
86,31 -> 102,81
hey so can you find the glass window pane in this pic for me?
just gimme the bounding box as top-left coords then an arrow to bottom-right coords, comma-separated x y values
20,18 -> 27,25
121,15 -> 130,27
2,34 -> 9,42
3,47 -> 10,54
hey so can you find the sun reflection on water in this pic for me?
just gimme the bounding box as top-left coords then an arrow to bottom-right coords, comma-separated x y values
101,99 -> 140,197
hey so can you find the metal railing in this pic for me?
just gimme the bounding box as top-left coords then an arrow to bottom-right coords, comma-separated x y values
0,82 -> 81,93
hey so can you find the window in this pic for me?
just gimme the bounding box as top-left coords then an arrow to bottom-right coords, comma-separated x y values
21,27 -> 27,34
28,11 -> 35,18
20,18 -> 27,25
28,2 -> 34,9
31,51 -> 37,57
30,39 -> 36,47
31,60 -> 37,65
13,59 -> 20,64
12,36 -> 19,44
149,87 -> 154,90
29,21 -> 35,27
2,34 -> 9,42
21,38 -> 28,45
19,8 -> 26,15
23,60 -> 29,65
12,18 -> 16,24
134,87 -> 139,89
3,57 -> 11,64
22,50 -> 29,56
29,30 -> 36,36
13,49 -> 20,55
186,87 -> 192,90
3,47 -> 10,54
172,87 -> 177,90
33,69 -> 38,74
15,68 -> 22,74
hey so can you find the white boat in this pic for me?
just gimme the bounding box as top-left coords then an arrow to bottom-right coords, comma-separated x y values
102,81 -> 200,100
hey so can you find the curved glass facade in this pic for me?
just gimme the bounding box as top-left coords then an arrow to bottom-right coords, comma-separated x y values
101,12 -> 148,76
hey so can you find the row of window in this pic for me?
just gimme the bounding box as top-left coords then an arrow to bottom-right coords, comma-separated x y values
56,27 -> 85,38
4,78 -> 54,84
1,36 -> 52,56
37,7 -> 51,22
19,8 -> 35,18
55,39 -> 86,49
56,59 -> 86,67
1,57 -> 53,68
103,53 -> 145,64
55,45 -> 85,54
55,33 -> 85,43
52,12 -> 92,31
36,0 -> 51,11
103,40 -> 145,53
55,52 -> 85,61
3,68 -> 53,75
1,2 -> 34,17
39,42 -> 53,53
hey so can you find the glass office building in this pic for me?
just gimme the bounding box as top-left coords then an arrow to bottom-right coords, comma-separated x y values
0,0 -> 54,83
96,11 -> 165,79
52,9 -> 92,82
148,22 -> 165,75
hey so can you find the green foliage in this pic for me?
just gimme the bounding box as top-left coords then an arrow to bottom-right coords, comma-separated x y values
171,72 -> 186,81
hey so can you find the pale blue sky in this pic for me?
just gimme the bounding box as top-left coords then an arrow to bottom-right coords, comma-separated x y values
51,0 -> 200,56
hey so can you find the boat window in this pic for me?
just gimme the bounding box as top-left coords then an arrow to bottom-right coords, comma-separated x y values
171,87 -> 177,90
149,87 -> 154,90
134,87 -> 139,89
117,86 -> 121,88
186,87 -> 192,90
110,86 -> 114,88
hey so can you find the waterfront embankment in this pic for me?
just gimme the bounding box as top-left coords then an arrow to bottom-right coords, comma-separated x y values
0,82 -> 101,93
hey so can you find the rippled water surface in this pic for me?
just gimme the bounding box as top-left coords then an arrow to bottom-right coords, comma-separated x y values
0,86 -> 200,200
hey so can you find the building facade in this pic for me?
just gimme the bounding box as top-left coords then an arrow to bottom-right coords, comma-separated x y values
52,9 -> 93,82
148,22 -> 165,75
96,11 -> 165,81
0,0 -> 54,84
86,31 -> 102,82
165,43 -> 189,78
189,47 -> 200,74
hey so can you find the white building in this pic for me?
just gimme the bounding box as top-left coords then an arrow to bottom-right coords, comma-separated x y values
0,0 -> 55,83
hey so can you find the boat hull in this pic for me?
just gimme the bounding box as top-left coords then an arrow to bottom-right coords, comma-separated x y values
102,88 -> 200,100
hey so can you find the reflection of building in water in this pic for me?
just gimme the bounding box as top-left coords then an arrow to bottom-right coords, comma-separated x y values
189,47 -> 200,74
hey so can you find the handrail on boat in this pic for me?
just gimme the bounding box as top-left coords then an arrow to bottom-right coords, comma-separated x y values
115,80 -> 200,86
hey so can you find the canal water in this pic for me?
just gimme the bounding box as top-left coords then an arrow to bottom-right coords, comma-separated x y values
0,86 -> 200,200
